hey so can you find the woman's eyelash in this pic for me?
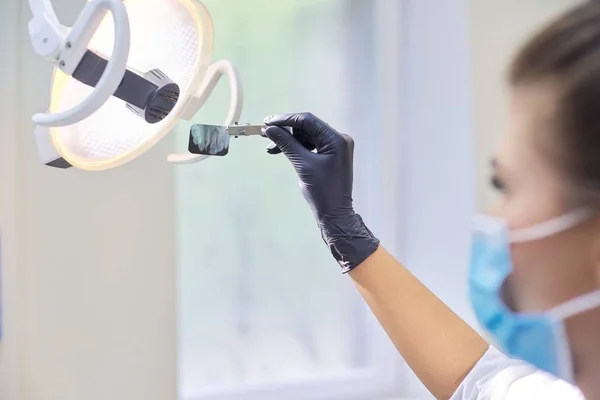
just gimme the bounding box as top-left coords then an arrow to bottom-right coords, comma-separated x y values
491,176 -> 505,191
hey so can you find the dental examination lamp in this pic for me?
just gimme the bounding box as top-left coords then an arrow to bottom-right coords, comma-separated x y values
29,0 -> 243,171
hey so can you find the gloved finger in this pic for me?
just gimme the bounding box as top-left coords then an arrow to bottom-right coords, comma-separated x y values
263,126 -> 312,159
264,113 -> 335,152
264,129 -> 316,155
266,141 -> 282,154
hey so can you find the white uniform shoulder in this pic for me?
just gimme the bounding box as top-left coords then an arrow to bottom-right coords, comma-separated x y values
450,346 -> 584,400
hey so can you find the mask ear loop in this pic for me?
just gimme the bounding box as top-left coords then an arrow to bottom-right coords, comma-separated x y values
509,209 -> 594,243
547,290 -> 600,383
549,290 -> 600,321
506,207 -> 595,382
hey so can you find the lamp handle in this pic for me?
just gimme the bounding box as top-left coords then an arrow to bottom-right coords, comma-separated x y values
31,0 -> 131,128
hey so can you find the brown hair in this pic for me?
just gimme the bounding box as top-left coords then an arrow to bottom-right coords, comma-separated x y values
510,1 -> 600,198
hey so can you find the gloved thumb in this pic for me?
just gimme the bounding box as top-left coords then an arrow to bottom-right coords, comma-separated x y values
263,126 -> 311,158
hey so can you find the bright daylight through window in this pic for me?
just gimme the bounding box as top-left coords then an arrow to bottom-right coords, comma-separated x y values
176,0 -> 398,398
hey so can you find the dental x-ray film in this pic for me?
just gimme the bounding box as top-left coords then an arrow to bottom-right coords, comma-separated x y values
188,124 -> 268,156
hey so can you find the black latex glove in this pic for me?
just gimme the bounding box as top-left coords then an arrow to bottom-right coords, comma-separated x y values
263,113 -> 380,273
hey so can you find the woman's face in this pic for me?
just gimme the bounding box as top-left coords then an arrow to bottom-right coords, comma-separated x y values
489,83 -> 600,313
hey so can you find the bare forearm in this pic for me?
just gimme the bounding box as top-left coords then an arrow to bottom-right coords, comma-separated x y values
349,246 -> 488,399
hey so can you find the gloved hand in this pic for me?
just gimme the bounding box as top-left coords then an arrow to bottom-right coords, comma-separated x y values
263,113 -> 380,273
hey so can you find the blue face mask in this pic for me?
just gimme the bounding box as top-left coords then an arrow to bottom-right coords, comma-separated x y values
469,210 -> 600,383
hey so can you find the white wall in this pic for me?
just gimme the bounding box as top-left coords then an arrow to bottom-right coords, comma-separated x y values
0,1 -> 179,399
470,0 -> 580,209
0,0 -> 22,399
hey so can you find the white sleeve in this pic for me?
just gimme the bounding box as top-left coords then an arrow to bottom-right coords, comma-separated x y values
450,346 -> 584,400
